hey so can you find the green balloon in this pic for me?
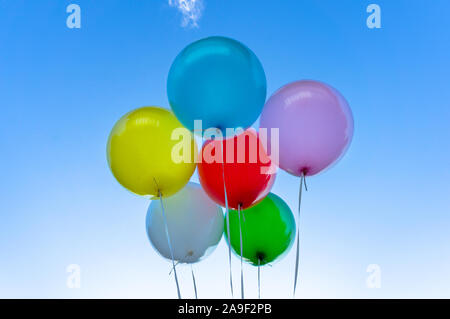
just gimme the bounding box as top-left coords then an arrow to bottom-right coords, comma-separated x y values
224,193 -> 296,266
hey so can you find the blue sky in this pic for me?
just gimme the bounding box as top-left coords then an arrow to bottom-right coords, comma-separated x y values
0,0 -> 449,298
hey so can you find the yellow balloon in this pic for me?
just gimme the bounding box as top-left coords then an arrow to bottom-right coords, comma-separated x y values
107,107 -> 197,198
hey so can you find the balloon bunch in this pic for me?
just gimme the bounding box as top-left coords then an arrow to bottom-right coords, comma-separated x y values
107,36 -> 353,299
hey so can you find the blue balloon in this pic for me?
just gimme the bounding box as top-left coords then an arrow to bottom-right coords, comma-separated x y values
167,36 -> 267,135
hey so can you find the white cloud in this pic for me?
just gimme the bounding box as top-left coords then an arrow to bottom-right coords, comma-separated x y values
169,0 -> 204,28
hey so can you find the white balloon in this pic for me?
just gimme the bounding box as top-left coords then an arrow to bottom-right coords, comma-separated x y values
146,182 -> 224,264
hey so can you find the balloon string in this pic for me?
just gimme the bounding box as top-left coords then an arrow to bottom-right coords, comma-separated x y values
238,204 -> 244,299
191,265 -> 198,299
159,190 -> 181,299
293,173 -> 305,298
257,258 -> 261,299
221,142 -> 234,298
168,261 -> 180,275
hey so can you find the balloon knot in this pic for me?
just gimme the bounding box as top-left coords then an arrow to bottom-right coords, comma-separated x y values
256,252 -> 265,264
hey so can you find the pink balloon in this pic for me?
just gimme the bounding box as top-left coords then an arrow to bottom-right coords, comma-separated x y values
259,80 -> 354,177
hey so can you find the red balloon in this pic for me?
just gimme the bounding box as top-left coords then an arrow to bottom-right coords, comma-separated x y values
198,129 -> 276,210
